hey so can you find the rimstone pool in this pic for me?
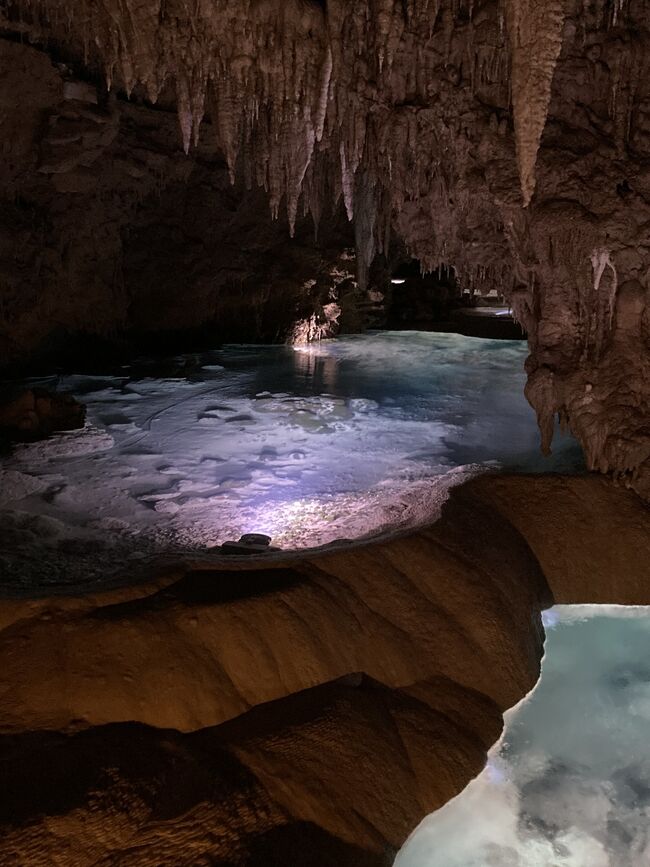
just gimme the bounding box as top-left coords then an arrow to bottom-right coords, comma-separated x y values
0,331 -> 582,594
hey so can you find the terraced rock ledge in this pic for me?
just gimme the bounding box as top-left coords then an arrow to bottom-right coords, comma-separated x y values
0,473 -> 648,866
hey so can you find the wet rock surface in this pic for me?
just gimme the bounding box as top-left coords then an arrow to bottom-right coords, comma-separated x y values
0,388 -> 85,441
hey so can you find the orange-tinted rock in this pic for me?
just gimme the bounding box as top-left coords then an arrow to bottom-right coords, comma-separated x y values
0,389 -> 85,441
0,677 -> 500,866
0,474 -> 648,864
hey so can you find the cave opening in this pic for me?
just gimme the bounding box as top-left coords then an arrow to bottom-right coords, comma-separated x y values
385,260 -> 459,330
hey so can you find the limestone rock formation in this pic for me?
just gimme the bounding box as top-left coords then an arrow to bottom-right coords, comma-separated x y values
0,474 -> 648,865
0,37 -> 359,366
0,479 -> 550,733
0,2 -> 649,485
504,0 -> 566,206
0,388 -> 85,440
0,677 -> 500,866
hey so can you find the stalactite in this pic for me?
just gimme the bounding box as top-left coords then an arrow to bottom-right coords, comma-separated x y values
8,0 -> 487,273
0,0 -> 598,308
354,170 -> 378,291
589,247 -> 618,359
503,0 -> 565,206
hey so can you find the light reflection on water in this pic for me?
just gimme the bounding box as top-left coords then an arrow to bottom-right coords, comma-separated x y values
0,332 -> 583,593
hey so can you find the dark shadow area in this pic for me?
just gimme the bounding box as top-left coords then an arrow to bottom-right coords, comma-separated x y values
0,675 -> 464,866
384,260 -> 526,340
384,260 -> 461,329
243,822 -> 388,867
91,567 -> 307,620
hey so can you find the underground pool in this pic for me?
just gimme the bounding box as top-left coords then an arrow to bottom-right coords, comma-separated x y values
395,605 -> 650,867
0,331 -> 582,594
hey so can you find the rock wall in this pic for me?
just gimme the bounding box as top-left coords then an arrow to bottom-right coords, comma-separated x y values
0,37 -> 360,366
1,1 -> 649,489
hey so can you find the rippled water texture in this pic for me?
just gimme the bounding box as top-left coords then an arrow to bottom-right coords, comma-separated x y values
0,332 -> 582,594
396,606 -> 650,867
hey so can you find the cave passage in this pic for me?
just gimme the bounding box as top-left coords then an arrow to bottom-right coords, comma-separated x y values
396,606 -> 650,867
0,331 -> 582,594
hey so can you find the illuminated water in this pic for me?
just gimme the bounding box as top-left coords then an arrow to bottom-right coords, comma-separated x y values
396,606 -> 650,867
0,332 -> 582,593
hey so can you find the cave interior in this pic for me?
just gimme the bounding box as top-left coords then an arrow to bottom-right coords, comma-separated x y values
0,1 -> 649,865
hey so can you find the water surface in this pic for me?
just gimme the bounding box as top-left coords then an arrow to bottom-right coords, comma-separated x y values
396,606 -> 650,867
0,332 -> 582,594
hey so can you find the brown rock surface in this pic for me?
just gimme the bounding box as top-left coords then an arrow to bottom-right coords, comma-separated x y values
0,474 -> 648,865
0,478 -> 550,734
467,472 -> 650,604
0,677 -> 500,866
0,388 -> 85,440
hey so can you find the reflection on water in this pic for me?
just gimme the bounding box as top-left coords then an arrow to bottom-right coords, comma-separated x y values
396,606 -> 650,867
292,345 -> 340,392
0,332 -> 583,594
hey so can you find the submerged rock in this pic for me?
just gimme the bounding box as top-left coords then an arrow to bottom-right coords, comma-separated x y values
220,533 -> 279,555
0,389 -> 85,442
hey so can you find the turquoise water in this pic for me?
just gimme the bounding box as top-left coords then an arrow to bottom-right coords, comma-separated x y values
0,332 -> 582,593
396,607 -> 650,867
